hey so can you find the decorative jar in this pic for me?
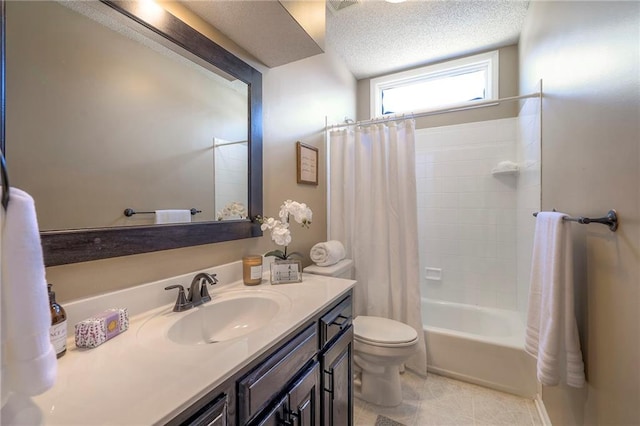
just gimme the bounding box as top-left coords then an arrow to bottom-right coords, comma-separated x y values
242,255 -> 263,286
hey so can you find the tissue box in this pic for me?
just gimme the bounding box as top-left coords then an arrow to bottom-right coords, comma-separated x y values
75,308 -> 129,349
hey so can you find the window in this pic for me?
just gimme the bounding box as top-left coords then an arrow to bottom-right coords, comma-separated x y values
370,51 -> 499,117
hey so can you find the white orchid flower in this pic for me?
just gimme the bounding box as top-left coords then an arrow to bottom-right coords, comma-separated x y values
258,200 -> 312,259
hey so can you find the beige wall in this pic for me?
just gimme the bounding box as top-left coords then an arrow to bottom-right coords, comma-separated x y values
44,7 -> 357,302
356,45 -> 520,129
519,2 -> 640,424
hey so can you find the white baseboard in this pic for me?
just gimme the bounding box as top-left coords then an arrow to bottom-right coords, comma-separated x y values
535,393 -> 552,426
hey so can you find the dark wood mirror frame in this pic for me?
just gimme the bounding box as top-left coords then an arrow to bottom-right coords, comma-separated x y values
0,0 -> 263,266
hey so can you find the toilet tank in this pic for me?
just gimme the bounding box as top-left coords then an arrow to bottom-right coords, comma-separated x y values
303,259 -> 354,279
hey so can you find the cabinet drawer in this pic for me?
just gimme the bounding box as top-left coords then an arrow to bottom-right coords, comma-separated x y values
184,394 -> 227,426
320,296 -> 352,348
238,323 -> 318,424
167,391 -> 228,426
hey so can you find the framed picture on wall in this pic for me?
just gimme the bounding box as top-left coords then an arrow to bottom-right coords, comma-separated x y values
296,141 -> 318,185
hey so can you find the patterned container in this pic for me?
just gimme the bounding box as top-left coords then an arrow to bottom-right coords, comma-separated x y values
75,308 -> 129,349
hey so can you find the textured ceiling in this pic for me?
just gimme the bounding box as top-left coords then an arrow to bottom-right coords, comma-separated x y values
326,0 -> 530,79
178,0 -> 529,80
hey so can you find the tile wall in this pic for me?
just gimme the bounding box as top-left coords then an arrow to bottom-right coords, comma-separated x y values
214,140 -> 248,217
415,118 -> 520,310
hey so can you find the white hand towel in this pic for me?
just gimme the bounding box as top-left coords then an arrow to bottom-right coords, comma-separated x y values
155,209 -> 192,225
310,240 -> 346,267
525,212 -> 585,388
1,188 -> 57,404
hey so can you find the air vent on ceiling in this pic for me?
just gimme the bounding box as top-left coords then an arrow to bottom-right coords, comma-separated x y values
327,0 -> 360,15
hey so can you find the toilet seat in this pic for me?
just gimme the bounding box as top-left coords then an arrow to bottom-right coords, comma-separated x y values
353,316 -> 418,347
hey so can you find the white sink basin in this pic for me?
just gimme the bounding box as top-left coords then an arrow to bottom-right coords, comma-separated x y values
137,289 -> 291,346
168,296 -> 279,344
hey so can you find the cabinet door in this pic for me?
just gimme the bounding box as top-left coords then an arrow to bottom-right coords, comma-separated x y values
288,361 -> 320,426
321,326 -> 353,426
255,396 -> 288,426
253,362 -> 320,426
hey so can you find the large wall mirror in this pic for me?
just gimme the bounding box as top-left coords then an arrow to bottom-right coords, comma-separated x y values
1,0 -> 263,266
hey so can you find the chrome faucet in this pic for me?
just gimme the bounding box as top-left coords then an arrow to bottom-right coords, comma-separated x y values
188,272 -> 218,306
164,272 -> 218,312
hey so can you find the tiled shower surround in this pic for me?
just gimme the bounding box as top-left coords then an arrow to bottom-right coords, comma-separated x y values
214,140 -> 248,216
416,111 -> 540,312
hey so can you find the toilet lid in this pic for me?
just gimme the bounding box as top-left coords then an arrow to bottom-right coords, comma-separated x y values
303,259 -> 353,276
353,316 -> 418,345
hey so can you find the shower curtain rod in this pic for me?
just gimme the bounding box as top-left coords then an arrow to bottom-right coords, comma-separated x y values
326,92 -> 541,130
214,140 -> 247,147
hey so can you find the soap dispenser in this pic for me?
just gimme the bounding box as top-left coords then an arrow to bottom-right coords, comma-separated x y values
48,284 -> 67,358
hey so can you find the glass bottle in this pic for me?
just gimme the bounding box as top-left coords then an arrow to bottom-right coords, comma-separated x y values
48,284 -> 67,358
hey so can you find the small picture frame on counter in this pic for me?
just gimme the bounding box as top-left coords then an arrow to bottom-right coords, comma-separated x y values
270,259 -> 303,284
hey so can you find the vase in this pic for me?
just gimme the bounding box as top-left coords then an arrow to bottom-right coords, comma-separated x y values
270,258 -> 303,284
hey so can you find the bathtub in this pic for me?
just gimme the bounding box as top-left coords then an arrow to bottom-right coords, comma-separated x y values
422,298 -> 537,398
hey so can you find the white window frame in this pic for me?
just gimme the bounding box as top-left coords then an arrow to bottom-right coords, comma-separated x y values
370,50 -> 500,118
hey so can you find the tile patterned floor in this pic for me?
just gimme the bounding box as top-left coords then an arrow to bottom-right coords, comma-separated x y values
354,372 -> 543,426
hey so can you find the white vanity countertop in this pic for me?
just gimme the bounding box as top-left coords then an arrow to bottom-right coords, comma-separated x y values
30,269 -> 355,425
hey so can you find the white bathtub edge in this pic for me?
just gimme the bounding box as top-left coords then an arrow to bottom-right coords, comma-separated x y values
422,298 -> 537,398
421,298 -> 526,349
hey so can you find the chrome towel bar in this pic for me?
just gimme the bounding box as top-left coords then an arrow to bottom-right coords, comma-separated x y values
533,210 -> 618,232
124,208 -> 201,217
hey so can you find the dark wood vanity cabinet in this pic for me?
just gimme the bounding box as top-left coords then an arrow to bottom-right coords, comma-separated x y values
169,292 -> 353,426
289,362 -> 322,425
320,327 -> 353,426
169,390 -> 231,426
238,324 -> 319,425
254,362 -> 321,426
319,296 -> 354,426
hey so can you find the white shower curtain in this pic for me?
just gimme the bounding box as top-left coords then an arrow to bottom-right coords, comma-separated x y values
329,120 -> 427,376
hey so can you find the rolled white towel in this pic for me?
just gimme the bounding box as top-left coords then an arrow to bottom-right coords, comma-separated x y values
310,240 -> 345,267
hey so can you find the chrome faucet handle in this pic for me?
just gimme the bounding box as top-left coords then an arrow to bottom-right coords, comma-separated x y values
164,284 -> 192,312
199,273 -> 218,303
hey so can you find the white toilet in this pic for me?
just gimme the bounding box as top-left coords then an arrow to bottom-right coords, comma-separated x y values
304,259 -> 419,407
